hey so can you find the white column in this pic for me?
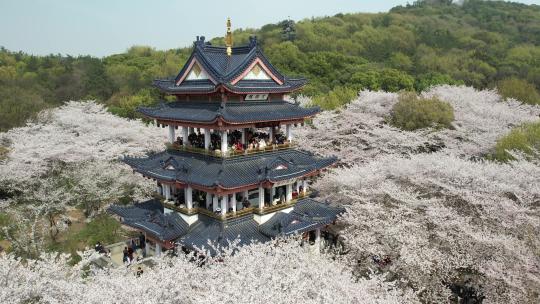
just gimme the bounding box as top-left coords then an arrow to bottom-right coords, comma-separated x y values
231,193 -> 237,213
271,186 -> 276,205
268,127 -> 273,143
286,124 -> 292,142
221,131 -> 228,155
155,243 -> 162,257
204,128 -> 211,150
182,127 -> 189,147
212,195 -> 219,212
315,228 -> 321,252
168,125 -> 175,144
185,186 -> 193,209
241,128 -> 246,146
295,180 -> 300,194
206,192 -> 212,209
258,185 -> 265,210
156,182 -> 162,195
164,184 -> 171,201
302,179 -> 308,196
286,183 -> 293,202
221,195 -> 228,216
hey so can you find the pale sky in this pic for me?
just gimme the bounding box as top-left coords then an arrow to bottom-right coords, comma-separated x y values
0,0 -> 538,57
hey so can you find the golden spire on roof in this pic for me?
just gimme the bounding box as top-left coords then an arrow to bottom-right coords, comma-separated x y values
225,17 -> 233,56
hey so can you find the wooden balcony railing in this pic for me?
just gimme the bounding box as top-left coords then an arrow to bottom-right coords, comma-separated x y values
165,141 -> 296,158
159,192 -> 310,220
254,192 -> 309,215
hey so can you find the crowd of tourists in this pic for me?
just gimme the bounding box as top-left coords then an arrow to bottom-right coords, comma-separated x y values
122,232 -> 147,265
174,128 -> 289,153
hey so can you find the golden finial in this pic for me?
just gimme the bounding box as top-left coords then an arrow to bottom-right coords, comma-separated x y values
225,17 -> 233,56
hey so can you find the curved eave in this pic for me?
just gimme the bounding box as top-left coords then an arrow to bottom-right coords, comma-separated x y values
153,78 -> 307,95
119,220 -> 170,242
138,107 -> 219,124
258,198 -> 345,237
123,154 -> 337,193
153,80 -> 219,94
222,79 -> 307,95
137,105 -> 320,126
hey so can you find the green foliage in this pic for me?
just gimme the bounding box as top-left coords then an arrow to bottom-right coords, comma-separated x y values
379,69 -> 415,92
311,86 -> 358,110
108,88 -> 159,119
0,146 -> 8,161
492,122 -> 540,162
390,92 -> 455,131
0,212 -> 12,241
497,78 -> 540,105
75,214 -> 122,246
415,73 -> 464,91
1,1 -> 540,130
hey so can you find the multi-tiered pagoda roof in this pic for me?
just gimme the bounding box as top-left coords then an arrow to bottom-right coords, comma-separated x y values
153,36 -> 307,95
109,21 -> 344,257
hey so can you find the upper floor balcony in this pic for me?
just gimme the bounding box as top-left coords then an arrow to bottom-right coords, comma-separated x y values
163,125 -> 297,158
166,141 -> 296,158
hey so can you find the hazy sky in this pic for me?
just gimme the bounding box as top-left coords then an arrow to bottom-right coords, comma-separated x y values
1,0 -> 538,57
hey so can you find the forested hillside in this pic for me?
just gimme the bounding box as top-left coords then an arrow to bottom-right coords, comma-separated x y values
1,0 -> 539,130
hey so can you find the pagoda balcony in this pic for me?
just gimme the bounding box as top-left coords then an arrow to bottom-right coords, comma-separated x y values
165,141 -> 297,158
160,192 -> 310,220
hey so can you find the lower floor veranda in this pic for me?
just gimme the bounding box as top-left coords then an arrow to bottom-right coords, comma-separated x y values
157,177 -> 310,218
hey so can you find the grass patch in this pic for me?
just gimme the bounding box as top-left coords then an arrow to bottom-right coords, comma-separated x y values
390,92 -> 454,131
491,122 -> 540,162
48,213 -> 125,258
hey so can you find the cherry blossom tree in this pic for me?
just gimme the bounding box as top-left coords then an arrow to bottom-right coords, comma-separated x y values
1,86 -> 539,302
298,86 -> 540,302
0,239 -> 419,303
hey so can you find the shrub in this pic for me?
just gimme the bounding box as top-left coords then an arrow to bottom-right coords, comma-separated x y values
491,122 -> 540,162
497,78 -> 540,105
0,146 -> 8,161
379,68 -> 415,92
0,212 -> 12,241
311,86 -> 358,110
390,92 -> 455,131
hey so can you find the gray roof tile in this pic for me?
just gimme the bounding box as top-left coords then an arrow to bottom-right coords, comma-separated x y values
138,100 -> 319,124
153,39 -> 307,94
123,149 -> 337,188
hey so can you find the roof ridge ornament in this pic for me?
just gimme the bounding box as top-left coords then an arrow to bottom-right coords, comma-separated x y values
194,36 -> 206,47
225,18 -> 233,56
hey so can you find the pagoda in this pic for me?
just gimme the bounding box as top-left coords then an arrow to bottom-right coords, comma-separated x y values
110,19 -> 344,256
